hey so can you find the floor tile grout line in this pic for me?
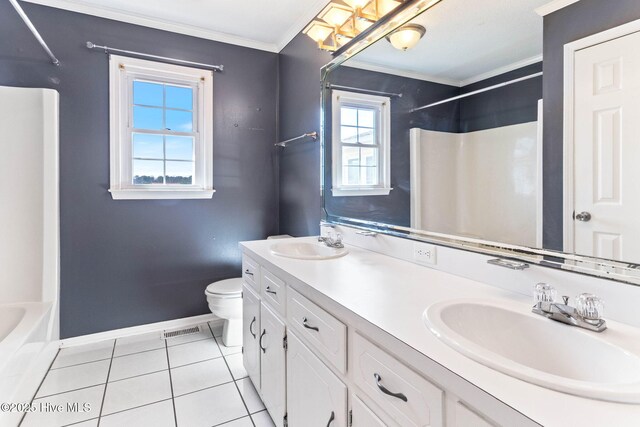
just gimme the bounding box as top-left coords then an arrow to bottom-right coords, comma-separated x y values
17,347 -> 62,426
61,416 -> 100,427
50,356 -> 114,371
34,383 -> 108,400
95,339 -> 117,427
212,414 -> 254,427
172,379 -> 236,399
170,353 -> 225,370
164,338 -> 179,427
208,323 -> 256,427
96,397 -> 173,420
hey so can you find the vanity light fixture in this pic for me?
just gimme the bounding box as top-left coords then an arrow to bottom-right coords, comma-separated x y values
303,0 -> 403,51
385,23 -> 426,51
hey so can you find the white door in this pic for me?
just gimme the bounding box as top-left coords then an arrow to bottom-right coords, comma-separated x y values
260,303 -> 286,427
242,283 -> 261,391
573,30 -> 640,261
286,332 -> 347,427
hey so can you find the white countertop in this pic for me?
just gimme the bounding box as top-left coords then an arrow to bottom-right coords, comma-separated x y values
241,237 -> 640,427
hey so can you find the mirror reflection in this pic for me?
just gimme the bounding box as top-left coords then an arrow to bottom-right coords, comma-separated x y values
323,0 -> 640,265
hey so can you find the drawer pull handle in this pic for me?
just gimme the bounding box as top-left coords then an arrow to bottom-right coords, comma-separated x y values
249,316 -> 256,339
326,411 -> 335,427
374,373 -> 408,402
260,329 -> 267,354
244,269 -> 254,276
302,317 -> 319,332
266,286 -> 277,295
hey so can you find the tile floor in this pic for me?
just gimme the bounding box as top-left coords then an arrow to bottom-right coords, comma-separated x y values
19,322 -> 274,427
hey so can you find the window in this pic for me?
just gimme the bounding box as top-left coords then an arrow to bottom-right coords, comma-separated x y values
109,55 -> 214,199
331,90 -> 391,196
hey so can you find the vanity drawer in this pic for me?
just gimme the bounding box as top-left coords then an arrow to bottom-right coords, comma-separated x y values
352,333 -> 443,427
287,288 -> 347,374
261,268 -> 286,316
242,254 -> 260,292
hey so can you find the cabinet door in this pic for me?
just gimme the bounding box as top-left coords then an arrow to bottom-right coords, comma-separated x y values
242,283 -> 261,391
260,303 -> 286,427
287,332 -> 347,427
351,395 -> 387,427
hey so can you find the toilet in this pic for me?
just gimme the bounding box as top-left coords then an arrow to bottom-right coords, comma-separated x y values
205,278 -> 243,347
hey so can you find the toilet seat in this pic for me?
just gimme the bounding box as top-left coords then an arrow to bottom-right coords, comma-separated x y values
205,278 -> 243,298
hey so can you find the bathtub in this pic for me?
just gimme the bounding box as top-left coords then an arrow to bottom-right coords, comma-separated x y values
0,302 -> 58,427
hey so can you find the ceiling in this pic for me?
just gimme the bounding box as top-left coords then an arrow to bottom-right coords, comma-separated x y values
346,0 -> 549,86
22,0 -> 331,52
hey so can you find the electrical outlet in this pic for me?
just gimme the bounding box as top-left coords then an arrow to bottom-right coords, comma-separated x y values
413,242 -> 437,265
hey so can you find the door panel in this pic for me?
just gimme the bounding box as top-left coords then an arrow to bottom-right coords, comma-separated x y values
242,283 -> 261,391
573,30 -> 640,262
260,303 -> 286,427
287,332 -> 347,427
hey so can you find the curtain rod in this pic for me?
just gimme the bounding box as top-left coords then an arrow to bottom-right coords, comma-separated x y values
86,42 -> 224,72
411,71 -> 543,112
9,0 -> 60,66
275,132 -> 318,147
327,83 -> 402,98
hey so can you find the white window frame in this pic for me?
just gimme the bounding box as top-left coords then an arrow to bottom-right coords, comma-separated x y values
109,55 -> 214,200
331,90 -> 392,197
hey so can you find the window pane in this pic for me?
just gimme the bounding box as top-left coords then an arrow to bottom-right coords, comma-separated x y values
341,126 -> 358,144
360,147 -> 378,167
342,166 -> 361,186
363,166 -> 379,185
165,110 -> 193,132
132,134 -> 163,159
341,107 -> 357,126
133,159 -> 164,184
358,109 -> 375,128
133,81 -> 163,107
166,136 -> 193,161
342,146 -> 360,167
358,127 -> 375,145
133,106 -> 163,130
166,161 -> 193,185
166,85 -> 193,110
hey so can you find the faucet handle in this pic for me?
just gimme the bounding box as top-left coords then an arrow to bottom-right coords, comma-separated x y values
533,283 -> 557,304
576,293 -> 604,320
562,295 -> 570,305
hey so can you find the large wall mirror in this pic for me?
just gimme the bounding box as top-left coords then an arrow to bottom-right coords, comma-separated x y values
321,0 -> 640,284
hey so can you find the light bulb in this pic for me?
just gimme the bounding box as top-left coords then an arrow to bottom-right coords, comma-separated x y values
386,24 -> 426,51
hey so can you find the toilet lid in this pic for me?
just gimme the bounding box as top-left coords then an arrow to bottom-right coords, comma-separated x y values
206,278 -> 243,296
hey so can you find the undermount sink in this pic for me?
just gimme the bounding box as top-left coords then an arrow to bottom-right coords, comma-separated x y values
270,241 -> 348,260
424,299 -> 640,403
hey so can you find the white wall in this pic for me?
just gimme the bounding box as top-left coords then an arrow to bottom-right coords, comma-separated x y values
0,86 -> 59,306
411,122 -> 539,247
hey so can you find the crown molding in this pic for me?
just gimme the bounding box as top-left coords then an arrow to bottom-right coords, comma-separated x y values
535,0 -> 581,16
343,60 -> 462,87
460,55 -> 543,86
21,0 -> 280,52
276,0 -> 330,52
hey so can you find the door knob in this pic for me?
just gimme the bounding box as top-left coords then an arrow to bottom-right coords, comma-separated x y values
575,211 -> 592,222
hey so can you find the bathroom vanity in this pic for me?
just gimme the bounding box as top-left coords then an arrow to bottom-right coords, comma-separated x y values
240,231 -> 640,427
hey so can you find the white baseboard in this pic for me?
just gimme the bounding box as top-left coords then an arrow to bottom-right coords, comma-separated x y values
60,314 -> 222,348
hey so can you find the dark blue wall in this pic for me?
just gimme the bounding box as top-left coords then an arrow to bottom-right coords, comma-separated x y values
277,34 -> 331,237
1,1 -> 278,338
543,0 -> 640,251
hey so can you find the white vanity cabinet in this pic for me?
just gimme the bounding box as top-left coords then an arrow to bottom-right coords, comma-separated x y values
242,265 -> 287,427
286,332 -> 347,427
241,250 -> 535,427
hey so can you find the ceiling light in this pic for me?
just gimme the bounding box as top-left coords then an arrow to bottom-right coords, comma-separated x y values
303,0 -> 404,52
303,21 -> 335,50
385,24 -> 426,51
318,3 -> 353,27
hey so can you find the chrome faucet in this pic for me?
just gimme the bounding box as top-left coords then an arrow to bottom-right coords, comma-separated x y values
318,230 -> 344,248
531,283 -> 606,332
